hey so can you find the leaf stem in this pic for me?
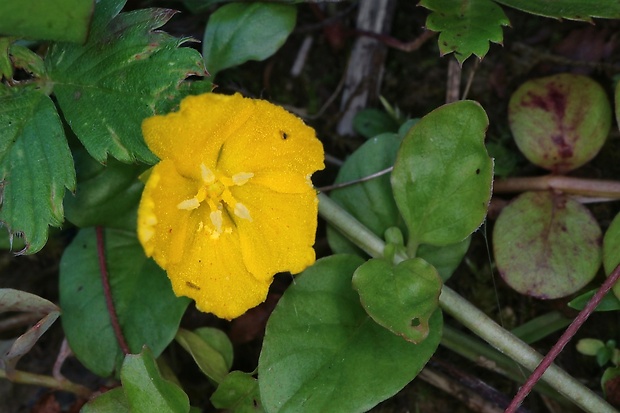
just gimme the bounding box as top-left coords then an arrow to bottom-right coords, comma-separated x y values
317,193 -> 617,413
95,226 -> 130,355
0,367 -> 92,398
494,175 -> 620,199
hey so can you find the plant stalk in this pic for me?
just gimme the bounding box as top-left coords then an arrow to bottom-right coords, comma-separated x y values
0,368 -> 92,398
317,193 -> 617,413
494,175 -> 620,199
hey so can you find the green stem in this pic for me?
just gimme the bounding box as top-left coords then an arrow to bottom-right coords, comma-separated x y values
317,193 -> 617,413
0,368 -> 92,398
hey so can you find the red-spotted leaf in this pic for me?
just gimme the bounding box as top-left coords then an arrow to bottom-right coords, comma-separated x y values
0,86 -> 75,253
508,74 -> 611,173
494,191 -> 602,299
352,257 -> 442,343
46,0 -> 206,163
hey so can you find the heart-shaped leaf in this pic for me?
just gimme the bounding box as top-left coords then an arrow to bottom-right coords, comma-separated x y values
352,257 -> 442,343
508,73 -> 611,173
494,191 -> 602,299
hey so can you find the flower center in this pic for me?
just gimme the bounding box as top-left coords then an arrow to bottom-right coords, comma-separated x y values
177,163 -> 253,239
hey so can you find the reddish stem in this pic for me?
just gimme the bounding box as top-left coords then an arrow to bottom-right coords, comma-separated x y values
95,226 -> 130,355
505,264 -> 620,412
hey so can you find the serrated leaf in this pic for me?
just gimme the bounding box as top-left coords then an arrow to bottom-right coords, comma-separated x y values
352,258 -> 442,343
202,3 -> 296,77
121,347 -> 190,413
603,212 -> 620,300
175,328 -> 229,383
211,371 -> 263,413
59,227 -> 189,377
391,100 -> 493,247
421,0 -> 510,63
0,86 -> 75,253
494,191 -> 602,299
494,0 -> 620,21
0,289 -> 60,374
258,255 -> 442,413
64,148 -> 145,231
0,0 -> 94,43
81,388 -> 131,413
46,0 -> 206,163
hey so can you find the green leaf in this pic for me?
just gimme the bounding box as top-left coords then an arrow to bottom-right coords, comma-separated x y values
603,211 -> 620,300
420,0 -> 509,63
494,0 -> 620,21
121,347 -> 190,413
59,228 -> 189,377
568,289 -> 620,312
202,3 -> 296,77
211,371 -> 263,413
509,74 -> 611,173
352,109 -> 400,139
327,133 -> 404,256
64,148 -> 145,231
417,238 -> 470,282
0,289 -> 60,373
602,366 -> 620,399
258,255 -> 442,413
352,258 -> 442,343
175,328 -> 230,383
82,388 -> 130,413
0,0 -> 94,43
46,0 -> 206,163
391,100 -> 493,247
194,327 -> 234,371
0,86 -> 75,253
493,191 -> 602,299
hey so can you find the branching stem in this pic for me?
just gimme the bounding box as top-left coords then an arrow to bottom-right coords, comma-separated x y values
317,193 -> 617,413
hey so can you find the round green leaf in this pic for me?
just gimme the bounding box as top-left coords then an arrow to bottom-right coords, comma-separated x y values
508,74 -> 611,173
202,3 -> 296,77
391,100 -> 493,247
327,133 -> 404,255
82,388 -> 130,413
494,191 -> 602,299
352,258 -> 442,343
211,371 -> 262,413
603,212 -> 620,300
59,228 -> 189,377
121,347 -> 190,413
258,255 -> 442,413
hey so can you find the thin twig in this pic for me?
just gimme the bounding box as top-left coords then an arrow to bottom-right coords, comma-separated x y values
318,166 -> 393,192
95,226 -> 130,355
505,263 -> 620,412
0,367 -> 91,398
494,175 -> 620,199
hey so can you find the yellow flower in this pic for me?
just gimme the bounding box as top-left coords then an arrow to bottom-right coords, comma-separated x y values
137,93 -> 324,319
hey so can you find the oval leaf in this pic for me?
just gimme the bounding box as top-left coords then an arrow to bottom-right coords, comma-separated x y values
508,74 -> 611,173
202,3 -> 296,77
603,212 -> 620,300
352,257 -> 442,343
391,100 -> 493,247
59,227 -> 189,377
211,371 -> 262,412
121,347 -> 190,413
82,388 -> 130,413
258,255 -> 442,413
175,328 -> 230,383
494,191 -> 602,299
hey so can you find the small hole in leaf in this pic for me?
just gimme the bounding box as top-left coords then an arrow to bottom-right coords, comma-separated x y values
411,318 -> 421,327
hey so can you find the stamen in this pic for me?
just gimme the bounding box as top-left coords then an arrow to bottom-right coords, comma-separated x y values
234,202 -> 252,221
210,210 -> 223,232
145,215 -> 158,226
201,164 -> 216,184
177,198 -> 200,210
232,172 -> 254,185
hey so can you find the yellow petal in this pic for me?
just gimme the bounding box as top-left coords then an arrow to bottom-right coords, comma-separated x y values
232,183 -> 318,280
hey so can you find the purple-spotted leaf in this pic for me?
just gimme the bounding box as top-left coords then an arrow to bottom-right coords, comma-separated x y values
0,86 -> 75,253
391,100 -> 493,247
258,255 -> 442,413
0,289 -> 60,374
352,258 -> 442,343
211,371 -> 262,412
494,191 -> 602,299
46,0 -> 206,163
508,74 -> 611,173
603,212 -> 620,300
420,0 -> 509,63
